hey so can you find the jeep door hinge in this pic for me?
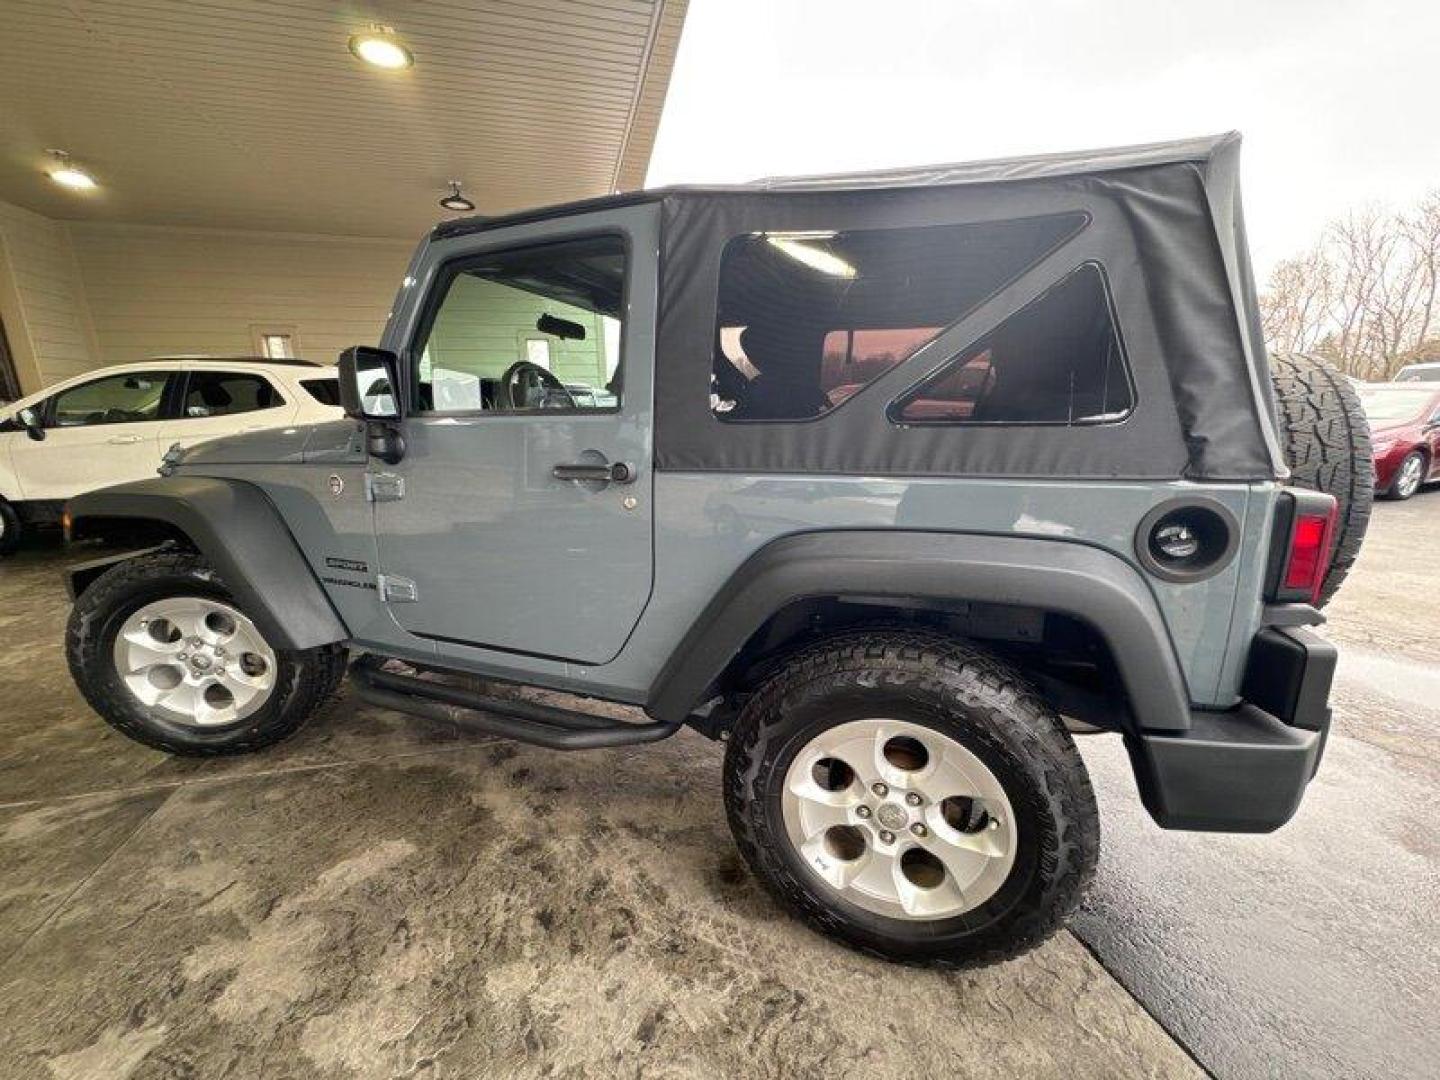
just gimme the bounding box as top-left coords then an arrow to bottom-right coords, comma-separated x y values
377,574 -> 418,603
365,472 -> 405,502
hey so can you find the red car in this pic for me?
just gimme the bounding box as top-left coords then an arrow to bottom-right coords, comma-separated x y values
1359,384 -> 1440,499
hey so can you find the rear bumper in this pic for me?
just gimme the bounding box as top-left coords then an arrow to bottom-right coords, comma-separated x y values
1127,625 -> 1336,832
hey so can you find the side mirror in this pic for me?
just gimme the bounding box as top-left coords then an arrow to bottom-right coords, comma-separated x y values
17,406 -> 44,442
338,346 -> 401,421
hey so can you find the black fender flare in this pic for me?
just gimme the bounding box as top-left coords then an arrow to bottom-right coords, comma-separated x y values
645,530 -> 1193,731
66,477 -> 348,652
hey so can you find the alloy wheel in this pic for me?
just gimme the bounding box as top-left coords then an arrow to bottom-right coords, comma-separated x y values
1396,453 -> 1424,498
112,597 -> 277,727
781,718 -> 1017,920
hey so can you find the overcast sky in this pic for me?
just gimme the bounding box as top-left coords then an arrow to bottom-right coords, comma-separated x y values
647,0 -> 1439,281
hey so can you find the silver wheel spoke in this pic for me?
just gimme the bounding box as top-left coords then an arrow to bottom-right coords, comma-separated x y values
797,833 -> 871,890
118,639 -> 182,674
927,830 -> 1001,890
848,843 -> 900,897
215,669 -> 266,712
892,845 -> 968,917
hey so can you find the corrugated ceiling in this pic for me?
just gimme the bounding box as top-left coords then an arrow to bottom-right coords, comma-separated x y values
0,0 -> 688,236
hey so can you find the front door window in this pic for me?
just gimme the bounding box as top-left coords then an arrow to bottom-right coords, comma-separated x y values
414,235 -> 625,414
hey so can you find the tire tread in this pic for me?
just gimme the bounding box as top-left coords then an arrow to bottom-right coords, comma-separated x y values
723,628 -> 1099,967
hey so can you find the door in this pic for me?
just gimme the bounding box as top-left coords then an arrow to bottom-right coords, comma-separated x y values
371,209 -> 657,664
157,368 -> 294,450
9,370 -> 174,499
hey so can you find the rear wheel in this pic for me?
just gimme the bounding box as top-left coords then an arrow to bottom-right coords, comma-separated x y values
723,630 -> 1098,966
1267,352 -> 1374,606
66,551 -> 344,755
1386,450 -> 1426,500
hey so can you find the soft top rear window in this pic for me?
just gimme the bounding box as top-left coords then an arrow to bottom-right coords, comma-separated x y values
711,213 -> 1087,422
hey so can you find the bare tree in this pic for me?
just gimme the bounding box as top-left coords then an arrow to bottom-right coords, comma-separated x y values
1260,247 -> 1332,353
1259,189 -> 1440,379
1399,191 -> 1440,353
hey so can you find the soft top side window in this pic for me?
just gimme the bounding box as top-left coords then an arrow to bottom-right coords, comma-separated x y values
889,263 -> 1133,426
711,213 -> 1087,422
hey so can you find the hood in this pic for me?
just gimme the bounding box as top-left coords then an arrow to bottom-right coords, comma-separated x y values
166,425 -> 315,470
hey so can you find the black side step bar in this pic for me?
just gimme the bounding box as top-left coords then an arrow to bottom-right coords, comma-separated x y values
349,660 -> 682,751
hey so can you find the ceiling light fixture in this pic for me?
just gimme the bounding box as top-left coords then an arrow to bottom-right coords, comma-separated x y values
45,149 -> 97,191
766,233 -> 856,278
439,181 -> 476,213
348,24 -> 414,70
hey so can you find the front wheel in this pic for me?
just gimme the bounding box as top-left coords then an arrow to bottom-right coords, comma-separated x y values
723,630 -> 1099,966
66,551 -> 344,755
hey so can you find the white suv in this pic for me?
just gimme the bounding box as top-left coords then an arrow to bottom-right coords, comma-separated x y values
0,357 -> 341,553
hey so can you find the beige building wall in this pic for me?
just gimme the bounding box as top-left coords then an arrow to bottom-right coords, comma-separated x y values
0,199 -> 98,392
67,224 -> 413,369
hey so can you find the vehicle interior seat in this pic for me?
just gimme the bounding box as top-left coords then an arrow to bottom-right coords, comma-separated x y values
733,324 -> 831,419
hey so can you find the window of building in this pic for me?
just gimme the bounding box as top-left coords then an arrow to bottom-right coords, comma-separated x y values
414,236 -> 625,414
711,213 -> 1087,421
182,372 -> 284,418
250,325 -> 300,360
50,372 -> 169,427
889,264 -> 1133,425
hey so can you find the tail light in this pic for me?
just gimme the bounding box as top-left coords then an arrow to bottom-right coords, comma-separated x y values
1266,490 -> 1338,605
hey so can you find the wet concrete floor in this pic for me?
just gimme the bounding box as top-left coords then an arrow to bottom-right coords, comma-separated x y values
1074,493 -> 1440,1080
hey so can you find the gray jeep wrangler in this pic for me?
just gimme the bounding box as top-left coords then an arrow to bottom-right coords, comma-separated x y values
63,133 -> 1370,967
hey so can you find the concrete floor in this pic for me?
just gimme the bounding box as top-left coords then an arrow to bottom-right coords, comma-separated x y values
0,544 -> 1193,1078
0,494 -> 1434,1078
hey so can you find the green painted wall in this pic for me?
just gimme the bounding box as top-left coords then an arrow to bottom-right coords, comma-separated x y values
421,274 -> 614,390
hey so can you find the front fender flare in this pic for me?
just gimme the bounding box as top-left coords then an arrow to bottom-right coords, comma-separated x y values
645,530 -> 1192,731
66,477 -> 348,652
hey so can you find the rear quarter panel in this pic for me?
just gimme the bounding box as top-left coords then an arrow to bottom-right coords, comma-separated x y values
595,474 -> 1278,709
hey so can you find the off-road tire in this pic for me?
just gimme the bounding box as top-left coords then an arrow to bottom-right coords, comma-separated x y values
1267,352 -> 1373,606
66,550 -> 344,755
723,629 -> 1099,966
0,499 -> 20,556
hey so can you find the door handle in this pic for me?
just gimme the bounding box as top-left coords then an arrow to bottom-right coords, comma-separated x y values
553,461 -> 635,484
107,434 -> 143,444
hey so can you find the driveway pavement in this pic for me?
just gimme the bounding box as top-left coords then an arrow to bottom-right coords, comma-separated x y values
1075,494 -> 1440,1079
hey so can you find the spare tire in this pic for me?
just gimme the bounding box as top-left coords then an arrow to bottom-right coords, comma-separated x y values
1267,352 -> 1373,607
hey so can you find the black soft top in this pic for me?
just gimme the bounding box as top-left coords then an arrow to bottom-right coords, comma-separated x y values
435,133 -> 1282,482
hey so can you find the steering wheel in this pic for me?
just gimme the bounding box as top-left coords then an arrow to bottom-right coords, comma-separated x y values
498,360 -> 577,410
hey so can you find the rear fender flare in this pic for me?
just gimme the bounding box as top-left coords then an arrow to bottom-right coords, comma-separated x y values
645,530 -> 1192,731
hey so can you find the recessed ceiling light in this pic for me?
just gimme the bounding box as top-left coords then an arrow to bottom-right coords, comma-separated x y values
439,181 -> 476,213
348,25 -> 413,70
45,149 -> 97,191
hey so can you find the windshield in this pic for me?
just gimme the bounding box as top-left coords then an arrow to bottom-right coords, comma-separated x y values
1359,388 -> 1434,423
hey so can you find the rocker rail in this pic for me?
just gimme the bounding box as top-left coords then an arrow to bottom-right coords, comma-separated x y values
348,659 -> 683,750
